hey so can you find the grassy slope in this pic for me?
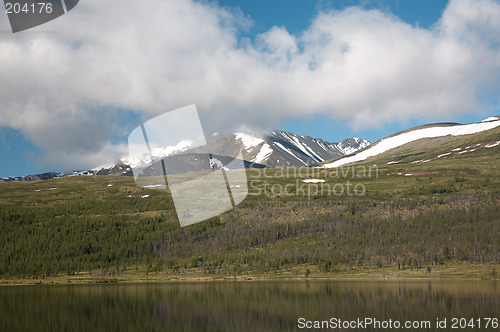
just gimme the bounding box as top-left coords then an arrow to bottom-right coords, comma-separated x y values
0,128 -> 499,284
322,124 -> 500,165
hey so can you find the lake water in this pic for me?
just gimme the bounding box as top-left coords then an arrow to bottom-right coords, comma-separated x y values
0,280 -> 498,331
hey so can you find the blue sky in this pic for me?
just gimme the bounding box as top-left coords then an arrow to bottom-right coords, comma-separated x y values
217,0 -> 448,35
0,0 -> 499,177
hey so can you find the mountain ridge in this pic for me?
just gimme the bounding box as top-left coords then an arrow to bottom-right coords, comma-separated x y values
5,116 -> 498,182
1,130 -> 371,181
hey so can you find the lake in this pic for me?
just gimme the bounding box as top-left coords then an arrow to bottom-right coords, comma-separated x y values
1,280 -> 498,331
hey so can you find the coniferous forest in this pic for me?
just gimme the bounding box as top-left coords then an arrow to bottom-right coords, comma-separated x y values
0,151 -> 499,281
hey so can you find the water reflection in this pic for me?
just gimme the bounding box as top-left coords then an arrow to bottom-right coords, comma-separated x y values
0,281 -> 498,331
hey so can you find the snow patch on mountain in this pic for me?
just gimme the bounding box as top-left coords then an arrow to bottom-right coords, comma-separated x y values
92,163 -> 115,172
481,116 -> 500,122
485,141 -> 500,148
281,132 -> 322,162
252,143 -> 273,163
122,139 -> 194,168
302,179 -> 326,183
273,142 -> 308,165
151,140 -> 193,158
235,133 -> 264,150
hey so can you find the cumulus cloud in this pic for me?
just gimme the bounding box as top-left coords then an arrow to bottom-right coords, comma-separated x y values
0,0 -> 499,169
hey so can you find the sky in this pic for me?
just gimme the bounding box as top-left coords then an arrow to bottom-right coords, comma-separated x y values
0,0 -> 499,177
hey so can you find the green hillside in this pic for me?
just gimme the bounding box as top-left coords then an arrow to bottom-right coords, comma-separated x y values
323,124 -> 500,166
0,130 -> 499,282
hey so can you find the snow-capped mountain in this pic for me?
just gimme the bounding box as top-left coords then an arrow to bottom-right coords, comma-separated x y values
323,116 -> 500,168
5,114 -> 500,181
124,139 -> 195,169
95,130 -> 370,173
1,130 -> 371,181
233,131 -> 371,167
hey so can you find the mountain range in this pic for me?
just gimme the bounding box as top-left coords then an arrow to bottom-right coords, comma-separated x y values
3,115 -> 499,182
0,130 -> 371,181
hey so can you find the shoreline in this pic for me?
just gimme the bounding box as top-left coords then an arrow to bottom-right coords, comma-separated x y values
1,263 -> 498,286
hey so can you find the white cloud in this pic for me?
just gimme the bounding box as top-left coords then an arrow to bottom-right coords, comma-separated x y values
0,0 -> 499,169
37,142 -> 129,171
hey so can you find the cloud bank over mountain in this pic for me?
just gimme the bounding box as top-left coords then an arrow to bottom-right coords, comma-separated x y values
0,0 -> 499,169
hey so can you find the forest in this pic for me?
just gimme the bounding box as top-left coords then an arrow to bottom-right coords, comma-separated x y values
0,151 -> 499,280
